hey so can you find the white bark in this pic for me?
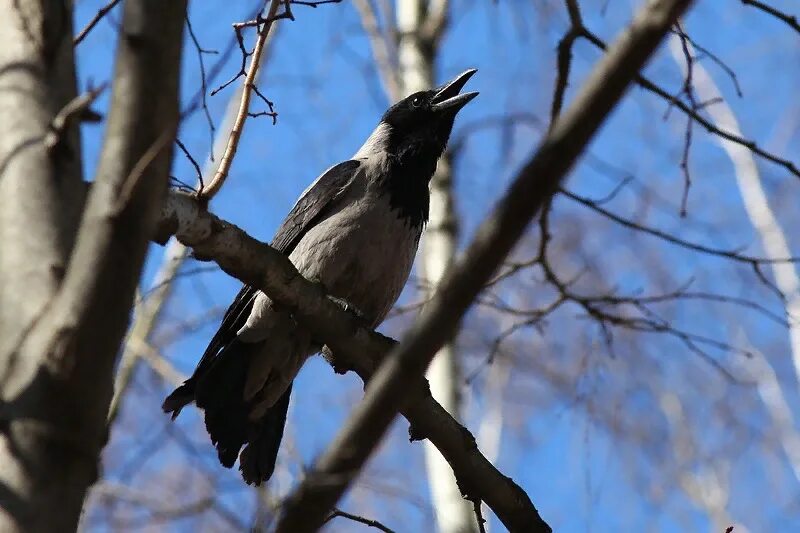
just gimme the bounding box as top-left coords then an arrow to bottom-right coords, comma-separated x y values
396,0 -> 475,531
668,37 -> 800,385
669,35 -> 800,484
668,37 -> 797,528
659,392 -> 742,532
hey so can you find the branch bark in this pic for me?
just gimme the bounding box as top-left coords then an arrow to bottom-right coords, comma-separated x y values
275,0 -> 693,530
153,190 -> 547,533
0,1 -> 186,531
108,20 -> 279,425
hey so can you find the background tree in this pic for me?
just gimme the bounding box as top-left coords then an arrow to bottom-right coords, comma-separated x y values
1,0 -> 798,532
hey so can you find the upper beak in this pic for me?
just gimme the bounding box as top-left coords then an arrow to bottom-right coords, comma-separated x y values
431,69 -> 478,112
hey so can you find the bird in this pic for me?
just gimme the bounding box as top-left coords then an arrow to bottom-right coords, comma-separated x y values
162,69 -> 478,485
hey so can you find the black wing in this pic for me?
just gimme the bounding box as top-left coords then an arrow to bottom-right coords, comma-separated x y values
205,158 -> 360,356
270,159 -> 361,254
163,160 -> 361,414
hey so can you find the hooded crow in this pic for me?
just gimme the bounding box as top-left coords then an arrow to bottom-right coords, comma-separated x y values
163,69 -> 478,485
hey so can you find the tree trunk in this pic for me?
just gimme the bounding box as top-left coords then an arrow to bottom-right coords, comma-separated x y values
0,1 -> 186,530
396,1 -> 476,531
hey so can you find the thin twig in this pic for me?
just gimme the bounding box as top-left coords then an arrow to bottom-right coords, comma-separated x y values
197,0 -> 282,202
324,509 -> 396,533
174,138 -> 204,192
184,11 -> 218,158
44,84 -> 107,152
741,0 -> 800,35
550,0 -> 584,128
74,0 -> 123,45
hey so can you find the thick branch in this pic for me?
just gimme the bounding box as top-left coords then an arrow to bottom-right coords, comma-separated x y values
153,190 -> 545,533
276,0 -> 694,531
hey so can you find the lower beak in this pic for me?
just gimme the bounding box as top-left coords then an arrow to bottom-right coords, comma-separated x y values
431,69 -> 479,112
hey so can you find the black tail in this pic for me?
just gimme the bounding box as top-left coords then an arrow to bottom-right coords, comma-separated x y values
162,339 -> 291,486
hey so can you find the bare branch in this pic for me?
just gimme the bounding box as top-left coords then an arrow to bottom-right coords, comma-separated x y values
550,0 -> 583,127
324,509 -> 396,533
353,0 -> 402,101
276,0 -> 694,531
197,0 -> 281,202
74,0 -> 123,45
576,26 -> 800,180
154,189 -> 546,533
741,0 -> 800,35
44,83 -> 106,152
561,188 -> 800,266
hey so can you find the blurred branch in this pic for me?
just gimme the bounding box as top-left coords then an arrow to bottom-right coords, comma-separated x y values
659,392 -> 734,530
740,0 -> 800,35
737,336 -> 800,484
154,189 -> 546,532
44,84 -> 106,152
276,0 -> 694,530
420,0 -> 448,43
353,0 -> 402,101
670,37 -> 800,385
109,2 -> 278,427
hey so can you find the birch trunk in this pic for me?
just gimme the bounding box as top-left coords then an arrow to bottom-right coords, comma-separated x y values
396,1 -> 475,530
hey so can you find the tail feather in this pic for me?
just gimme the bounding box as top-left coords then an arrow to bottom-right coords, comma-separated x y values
195,344 -> 250,468
163,338 -> 292,485
240,385 -> 292,485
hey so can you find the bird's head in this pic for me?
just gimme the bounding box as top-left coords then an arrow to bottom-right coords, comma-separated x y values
379,69 -> 478,160
353,69 -> 477,226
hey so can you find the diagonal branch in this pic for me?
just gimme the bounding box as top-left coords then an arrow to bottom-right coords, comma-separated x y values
153,190 -> 544,533
353,0 -> 402,101
275,0 -> 695,531
740,0 -> 800,35
575,25 -> 800,180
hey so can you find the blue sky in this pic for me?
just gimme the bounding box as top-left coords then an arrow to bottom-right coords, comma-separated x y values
74,0 -> 800,531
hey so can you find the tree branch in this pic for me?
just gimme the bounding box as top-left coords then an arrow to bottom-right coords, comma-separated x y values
197,0 -> 281,202
153,189 -> 546,533
74,0 -> 123,45
741,0 -> 799,35
274,0 -> 694,531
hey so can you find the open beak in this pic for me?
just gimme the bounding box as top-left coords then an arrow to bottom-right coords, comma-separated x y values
431,69 -> 478,112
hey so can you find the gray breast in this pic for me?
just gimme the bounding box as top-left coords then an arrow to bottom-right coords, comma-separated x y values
288,188 -> 422,327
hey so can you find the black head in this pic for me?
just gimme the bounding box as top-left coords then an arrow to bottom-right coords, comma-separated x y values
380,69 -> 479,160
364,69 -> 477,227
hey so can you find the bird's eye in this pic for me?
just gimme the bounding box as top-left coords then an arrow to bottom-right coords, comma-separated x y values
411,96 -> 423,108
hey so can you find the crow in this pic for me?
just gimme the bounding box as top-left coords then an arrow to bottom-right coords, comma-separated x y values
163,69 -> 478,485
